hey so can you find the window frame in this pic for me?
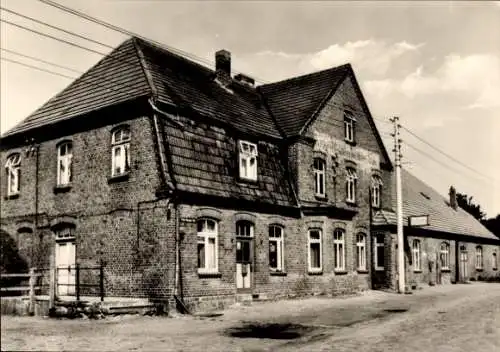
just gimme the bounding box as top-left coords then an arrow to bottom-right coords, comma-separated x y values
344,110 -> 356,143
5,153 -> 21,196
57,142 -> 73,186
346,168 -> 358,204
308,229 -> 322,273
238,140 -> 258,181
197,218 -> 219,274
374,234 -> 385,271
475,246 -> 483,270
268,225 -> 284,272
493,252 -> 498,271
313,157 -> 326,197
440,242 -> 450,270
333,229 -> 346,271
111,126 -> 131,177
356,233 -> 367,271
412,239 -> 422,272
371,176 -> 383,208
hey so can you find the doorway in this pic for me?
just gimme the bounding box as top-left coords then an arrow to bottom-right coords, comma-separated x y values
235,221 -> 254,291
460,246 -> 468,282
56,240 -> 76,296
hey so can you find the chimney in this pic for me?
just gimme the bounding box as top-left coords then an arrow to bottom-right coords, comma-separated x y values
215,49 -> 231,86
234,73 -> 255,87
449,186 -> 457,210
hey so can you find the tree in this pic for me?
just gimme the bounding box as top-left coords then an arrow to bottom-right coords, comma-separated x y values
456,192 -> 485,221
482,214 -> 500,238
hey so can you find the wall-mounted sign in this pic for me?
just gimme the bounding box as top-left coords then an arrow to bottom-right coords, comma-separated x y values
408,215 -> 429,227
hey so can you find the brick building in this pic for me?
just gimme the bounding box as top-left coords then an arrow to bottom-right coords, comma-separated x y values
1,37 -> 497,311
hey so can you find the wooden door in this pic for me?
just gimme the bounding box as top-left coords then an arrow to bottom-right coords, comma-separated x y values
236,238 -> 252,290
460,250 -> 468,282
56,241 -> 76,296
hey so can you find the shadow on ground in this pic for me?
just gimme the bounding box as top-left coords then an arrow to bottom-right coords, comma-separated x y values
225,323 -> 315,340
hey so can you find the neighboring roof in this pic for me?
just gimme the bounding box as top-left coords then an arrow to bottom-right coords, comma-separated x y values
373,169 -> 497,241
259,65 -> 350,137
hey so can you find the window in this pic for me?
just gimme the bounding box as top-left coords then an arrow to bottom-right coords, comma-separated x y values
5,153 -> 21,196
356,233 -> 366,271
333,229 -> 345,271
475,246 -> 483,269
111,127 -> 131,177
412,240 -> 421,271
371,176 -> 383,208
374,234 -> 385,270
269,225 -> 284,272
493,253 -> 498,270
313,158 -> 326,197
57,142 -> 73,186
238,140 -> 258,181
308,229 -> 322,272
346,168 -> 357,203
440,242 -> 450,270
344,110 -> 355,143
197,219 -> 218,273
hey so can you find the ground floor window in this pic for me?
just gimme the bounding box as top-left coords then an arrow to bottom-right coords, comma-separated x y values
374,234 -> 384,271
475,246 -> 483,269
356,233 -> 366,271
269,225 -> 284,272
493,253 -> 498,270
440,242 -> 450,270
197,219 -> 218,273
412,240 -> 421,271
333,229 -> 345,271
308,229 -> 322,272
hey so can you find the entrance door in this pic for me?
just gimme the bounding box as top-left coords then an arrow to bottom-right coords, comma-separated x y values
56,241 -> 76,296
460,249 -> 468,282
235,221 -> 254,291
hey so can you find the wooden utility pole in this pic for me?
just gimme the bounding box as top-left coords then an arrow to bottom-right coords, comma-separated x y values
391,116 -> 405,294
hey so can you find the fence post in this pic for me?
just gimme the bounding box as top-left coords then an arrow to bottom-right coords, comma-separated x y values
49,252 -> 56,310
99,262 -> 104,302
29,268 -> 36,315
76,263 -> 80,301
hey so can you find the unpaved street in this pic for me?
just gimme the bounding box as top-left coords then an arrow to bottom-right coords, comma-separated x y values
1,283 -> 499,351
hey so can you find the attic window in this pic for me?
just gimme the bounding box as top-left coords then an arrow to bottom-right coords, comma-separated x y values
238,140 -> 258,181
344,111 -> 356,143
419,192 -> 431,200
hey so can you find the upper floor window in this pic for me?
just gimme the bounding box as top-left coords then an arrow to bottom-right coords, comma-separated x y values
412,239 -> 421,271
111,126 -> 131,177
493,253 -> 498,271
333,229 -> 345,271
346,168 -> 357,204
57,142 -> 73,186
371,176 -> 383,208
313,158 -> 326,197
197,219 -> 218,273
238,140 -> 258,181
344,111 -> 356,143
475,246 -> 483,270
356,233 -> 366,271
308,229 -> 322,272
5,153 -> 21,196
269,225 -> 284,272
374,233 -> 385,271
440,242 -> 450,270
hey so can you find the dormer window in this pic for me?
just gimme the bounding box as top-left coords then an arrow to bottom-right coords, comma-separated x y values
344,110 -> 356,143
238,140 -> 257,181
346,168 -> 358,204
5,153 -> 21,196
313,158 -> 326,197
371,175 -> 383,208
111,126 -> 131,177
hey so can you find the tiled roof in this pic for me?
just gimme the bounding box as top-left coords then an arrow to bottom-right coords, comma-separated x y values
259,65 -> 350,137
159,115 -> 296,207
373,169 -> 497,241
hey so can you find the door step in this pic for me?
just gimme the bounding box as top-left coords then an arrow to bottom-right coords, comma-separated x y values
236,293 -> 253,305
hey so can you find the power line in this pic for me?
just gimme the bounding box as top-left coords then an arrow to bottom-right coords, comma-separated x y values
37,0 -> 270,84
1,48 -> 83,74
1,57 -> 77,80
0,7 -> 114,50
402,126 -> 497,182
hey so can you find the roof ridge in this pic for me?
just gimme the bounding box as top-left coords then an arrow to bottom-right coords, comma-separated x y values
261,63 -> 351,88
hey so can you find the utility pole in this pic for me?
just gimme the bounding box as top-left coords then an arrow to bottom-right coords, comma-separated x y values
390,116 -> 405,294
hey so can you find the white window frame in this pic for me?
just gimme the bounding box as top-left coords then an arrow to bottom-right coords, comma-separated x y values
493,253 -> 498,271
238,140 -> 258,181
374,234 -> 385,271
356,233 -> 366,271
344,111 -> 356,143
371,176 -> 383,208
346,168 -> 358,203
412,240 -> 421,271
197,219 -> 218,274
111,127 -> 131,177
475,246 -> 483,270
333,229 -> 345,271
440,242 -> 450,270
308,229 -> 322,272
269,225 -> 284,272
5,153 -> 21,196
57,142 -> 73,186
313,158 -> 326,197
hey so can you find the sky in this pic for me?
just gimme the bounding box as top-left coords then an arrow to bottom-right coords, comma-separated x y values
1,0 -> 499,217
